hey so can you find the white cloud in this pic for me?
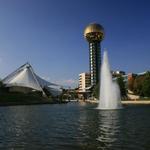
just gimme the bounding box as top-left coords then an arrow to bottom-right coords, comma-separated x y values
42,76 -> 51,81
63,79 -> 77,84
54,79 -> 78,88
39,76 -> 78,88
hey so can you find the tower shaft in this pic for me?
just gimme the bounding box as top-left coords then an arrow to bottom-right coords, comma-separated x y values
89,42 -> 101,86
84,23 -> 104,88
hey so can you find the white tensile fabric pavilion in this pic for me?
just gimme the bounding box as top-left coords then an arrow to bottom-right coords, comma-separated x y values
2,63 -> 62,96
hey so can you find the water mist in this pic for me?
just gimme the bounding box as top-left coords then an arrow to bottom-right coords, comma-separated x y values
98,51 -> 122,110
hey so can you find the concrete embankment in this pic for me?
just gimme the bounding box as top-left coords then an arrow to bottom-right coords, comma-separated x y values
80,100 -> 150,105
122,100 -> 150,105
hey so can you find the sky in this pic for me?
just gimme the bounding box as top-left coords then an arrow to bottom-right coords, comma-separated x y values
0,0 -> 150,87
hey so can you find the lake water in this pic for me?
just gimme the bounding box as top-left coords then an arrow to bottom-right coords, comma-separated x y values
0,102 -> 150,150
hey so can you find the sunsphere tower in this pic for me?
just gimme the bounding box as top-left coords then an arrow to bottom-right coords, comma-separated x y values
84,23 -> 104,87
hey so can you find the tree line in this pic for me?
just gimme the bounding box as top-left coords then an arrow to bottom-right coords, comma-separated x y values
93,71 -> 150,99
128,71 -> 150,97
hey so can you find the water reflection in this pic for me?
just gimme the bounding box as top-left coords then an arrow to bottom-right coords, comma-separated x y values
0,103 -> 150,150
97,110 -> 121,149
0,106 -> 37,148
76,104 -> 100,148
77,105 -> 121,150
0,105 -> 55,149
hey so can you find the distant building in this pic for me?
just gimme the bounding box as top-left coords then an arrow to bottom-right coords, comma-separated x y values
128,73 -> 137,81
112,70 -> 126,77
79,73 -> 91,92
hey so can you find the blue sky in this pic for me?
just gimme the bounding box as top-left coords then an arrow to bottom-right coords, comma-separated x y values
0,0 -> 150,87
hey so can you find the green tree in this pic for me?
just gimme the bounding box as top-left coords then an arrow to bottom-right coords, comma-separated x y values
43,87 -> 52,98
128,77 -> 135,91
0,81 -> 4,87
93,83 -> 99,99
0,81 -> 8,93
133,75 -> 145,95
133,71 -> 150,97
141,72 -> 150,97
117,77 -> 127,98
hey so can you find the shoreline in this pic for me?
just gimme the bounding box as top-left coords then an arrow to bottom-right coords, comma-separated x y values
82,100 -> 150,105
121,100 -> 150,105
1,99 -> 150,107
0,93 -> 68,107
0,101 -> 68,107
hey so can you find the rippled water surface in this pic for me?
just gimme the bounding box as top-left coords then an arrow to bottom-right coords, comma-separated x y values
0,102 -> 150,150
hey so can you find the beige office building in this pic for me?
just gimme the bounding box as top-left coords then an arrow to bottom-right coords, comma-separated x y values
79,73 -> 91,92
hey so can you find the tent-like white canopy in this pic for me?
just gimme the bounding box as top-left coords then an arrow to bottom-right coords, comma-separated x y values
2,63 -> 62,96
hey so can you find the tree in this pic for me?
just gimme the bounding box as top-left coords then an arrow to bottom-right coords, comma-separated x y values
141,72 -> 150,97
133,71 -> 150,97
92,83 -> 99,99
133,75 -> 145,95
128,77 -> 135,91
117,77 -> 127,98
142,79 -> 150,97
0,81 -> 4,87
43,87 -> 52,98
0,81 -> 8,93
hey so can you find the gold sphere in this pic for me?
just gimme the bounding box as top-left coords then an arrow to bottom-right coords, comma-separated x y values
84,23 -> 104,42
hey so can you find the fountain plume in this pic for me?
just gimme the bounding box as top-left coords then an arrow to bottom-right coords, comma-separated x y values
98,51 -> 122,110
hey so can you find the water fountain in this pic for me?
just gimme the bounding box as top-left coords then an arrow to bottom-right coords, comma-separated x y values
98,51 -> 122,110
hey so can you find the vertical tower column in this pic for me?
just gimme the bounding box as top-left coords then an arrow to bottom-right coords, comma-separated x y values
89,42 -> 101,86
84,23 -> 104,88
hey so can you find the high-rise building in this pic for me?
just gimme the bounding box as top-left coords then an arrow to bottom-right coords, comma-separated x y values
84,23 -> 104,87
79,73 -> 91,92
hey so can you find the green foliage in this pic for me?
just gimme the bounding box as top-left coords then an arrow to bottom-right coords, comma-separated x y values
59,89 -> 68,100
0,92 -> 52,103
133,71 -> 150,97
0,81 -> 3,87
141,72 -> 150,97
0,83 -> 54,104
128,77 -> 135,91
133,75 -> 145,95
43,87 -> 52,98
59,88 -> 78,101
0,81 -> 8,93
93,83 -> 99,99
117,77 -> 127,97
